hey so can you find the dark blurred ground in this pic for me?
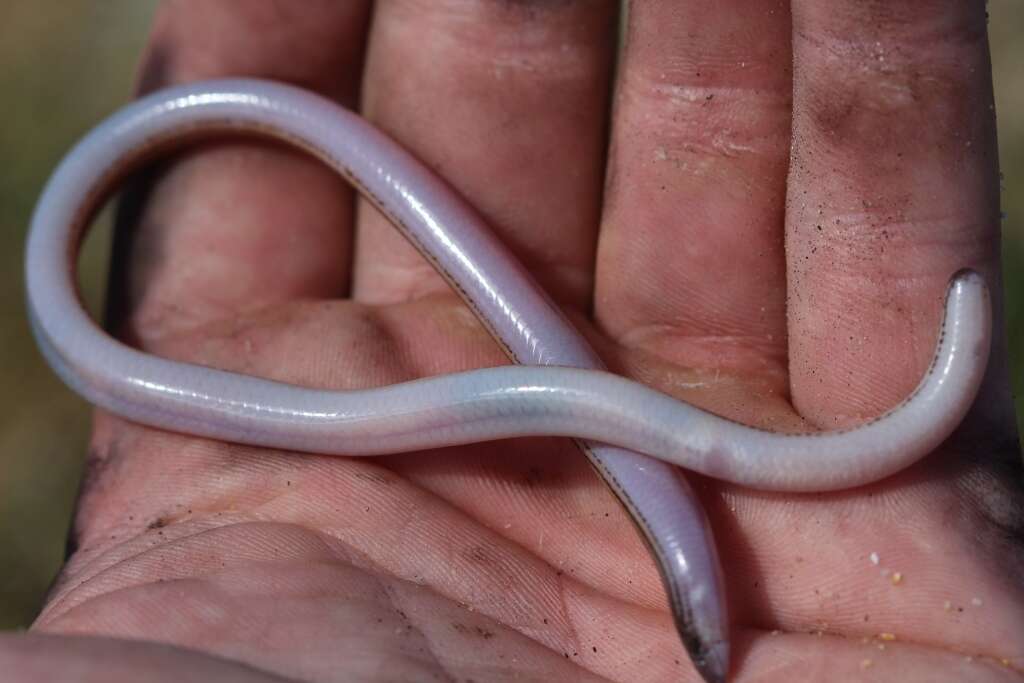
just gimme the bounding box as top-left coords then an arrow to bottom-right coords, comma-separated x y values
1,2 -> 1022,629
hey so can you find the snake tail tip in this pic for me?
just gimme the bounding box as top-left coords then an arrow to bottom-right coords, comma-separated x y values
691,639 -> 729,683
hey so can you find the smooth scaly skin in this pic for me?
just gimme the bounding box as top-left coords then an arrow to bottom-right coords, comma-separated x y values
25,80 -> 991,682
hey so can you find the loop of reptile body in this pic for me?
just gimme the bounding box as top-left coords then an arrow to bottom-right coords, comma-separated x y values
25,79 -> 992,683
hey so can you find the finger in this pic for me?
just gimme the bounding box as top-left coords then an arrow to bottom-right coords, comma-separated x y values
785,0 -> 1009,429
352,0 -> 618,310
595,0 -> 793,383
109,0 -> 371,344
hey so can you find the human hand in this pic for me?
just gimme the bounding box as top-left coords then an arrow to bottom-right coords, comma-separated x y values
6,2 -> 1022,681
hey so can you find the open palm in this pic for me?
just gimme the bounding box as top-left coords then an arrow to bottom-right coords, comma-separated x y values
6,2 -> 1023,681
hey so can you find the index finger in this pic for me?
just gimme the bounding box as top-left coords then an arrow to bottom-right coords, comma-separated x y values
108,0 -> 371,346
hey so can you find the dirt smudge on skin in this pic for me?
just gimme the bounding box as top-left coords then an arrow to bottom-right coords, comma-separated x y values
451,622 -> 496,640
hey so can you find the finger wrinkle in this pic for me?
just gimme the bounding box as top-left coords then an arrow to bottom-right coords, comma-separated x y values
266,463 -> 680,680
57,441 -> 437,600
40,520 -> 350,628
43,569 -> 462,681
619,323 -> 786,362
63,435 -> 346,589
620,65 -> 793,121
743,627 -> 1022,680
625,55 -> 790,93
597,241 -> 786,337
130,298 -> 235,348
385,0 -> 613,83
135,300 -> 424,390
614,81 -> 791,194
0,633 -> 296,683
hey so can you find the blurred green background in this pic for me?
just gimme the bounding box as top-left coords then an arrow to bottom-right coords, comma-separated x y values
1,2 -> 1022,629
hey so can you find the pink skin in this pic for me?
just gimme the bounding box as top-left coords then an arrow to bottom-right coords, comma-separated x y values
9,2 -> 1024,682
27,79 -> 733,680
22,79 -> 994,682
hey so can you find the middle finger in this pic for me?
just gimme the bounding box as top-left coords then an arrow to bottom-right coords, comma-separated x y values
596,0 -> 793,389
352,0 -> 619,311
